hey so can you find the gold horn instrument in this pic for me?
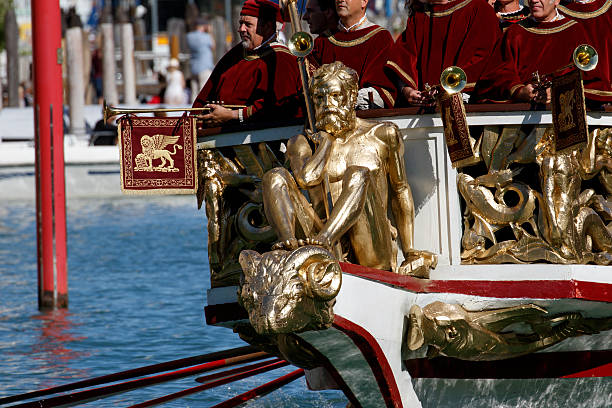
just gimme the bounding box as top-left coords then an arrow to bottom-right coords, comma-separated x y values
440,66 -> 467,95
573,44 -> 598,72
102,100 -> 247,123
288,31 -> 314,58
529,44 -> 598,103
421,65 -> 468,104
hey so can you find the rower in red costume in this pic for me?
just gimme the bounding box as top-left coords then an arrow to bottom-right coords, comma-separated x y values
308,0 -> 397,108
194,0 -> 303,127
386,0 -> 501,105
475,0 -> 608,104
558,0 -> 612,103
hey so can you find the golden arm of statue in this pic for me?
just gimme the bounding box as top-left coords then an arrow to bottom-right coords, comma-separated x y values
578,129 -> 612,180
292,131 -> 334,188
286,134 -> 312,175
385,124 -> 415,253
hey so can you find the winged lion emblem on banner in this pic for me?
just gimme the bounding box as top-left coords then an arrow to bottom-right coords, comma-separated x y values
134,134 -> 183,172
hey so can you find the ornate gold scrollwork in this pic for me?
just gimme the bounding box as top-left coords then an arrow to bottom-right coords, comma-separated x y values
459,125 -> 612,264
197,143 -> 284,287
406,301 -> 612,361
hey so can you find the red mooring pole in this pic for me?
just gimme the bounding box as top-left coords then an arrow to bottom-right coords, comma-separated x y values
32,0 -> 68,309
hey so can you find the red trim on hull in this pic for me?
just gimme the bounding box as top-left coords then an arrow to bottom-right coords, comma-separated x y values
340,263 -> 612,302
334,315 -> 403,408
404,350 -> 612,379
562,362 -> 612,378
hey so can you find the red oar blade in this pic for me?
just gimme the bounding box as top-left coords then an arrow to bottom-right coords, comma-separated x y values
4,350 -> 270,408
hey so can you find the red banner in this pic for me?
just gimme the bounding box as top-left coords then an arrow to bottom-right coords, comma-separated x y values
551,69 -> 588,152
118,116 -> 198,195
438,92 -> 473,167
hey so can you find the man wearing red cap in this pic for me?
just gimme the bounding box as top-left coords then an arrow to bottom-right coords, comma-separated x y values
307,0 -> 397,108
194,0 -> 303,126
386,0 -> 501,106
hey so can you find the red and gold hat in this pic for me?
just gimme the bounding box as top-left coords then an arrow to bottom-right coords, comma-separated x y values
240,0 -> 282,22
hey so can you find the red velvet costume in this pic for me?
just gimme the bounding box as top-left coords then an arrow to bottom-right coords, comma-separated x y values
475,18 -> 607,102
559,0 -> 612,102
193,0 -> 303,122
309,25 -> 397,107
386,0 -> 501,96
193,42 -> 303,122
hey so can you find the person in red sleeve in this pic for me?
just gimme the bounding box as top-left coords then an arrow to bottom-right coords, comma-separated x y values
559,0 -> 612,103
194,0 -> 303,127
308,0 -> 397,108
387,0 -> 501,106
475,0 -> 608,105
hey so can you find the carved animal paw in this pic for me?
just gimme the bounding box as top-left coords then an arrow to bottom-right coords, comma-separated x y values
272,237 -> 329,251
272,238 -> 300,251
397,250 -> 438,279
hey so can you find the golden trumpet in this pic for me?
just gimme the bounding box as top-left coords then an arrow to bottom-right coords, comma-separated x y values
530,44 -> 598,97
573,44 -> 598,72
440,66 -> 467,94
288,31 -> 314,58
102,101 -> 247,123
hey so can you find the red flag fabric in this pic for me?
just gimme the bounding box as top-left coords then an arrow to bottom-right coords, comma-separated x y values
118,116 -> 198,195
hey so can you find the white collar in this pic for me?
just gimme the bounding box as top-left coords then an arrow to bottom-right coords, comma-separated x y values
338,14 -> 367,32
550,9 -> 564,21
498,4 -> 522,15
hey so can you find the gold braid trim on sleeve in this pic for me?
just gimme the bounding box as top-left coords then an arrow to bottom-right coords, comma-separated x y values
381,88 -> 395,107
558,2 -> 611,19
328,27 -> 385,47
386,61 -> 417,89
510,83 -> 525,97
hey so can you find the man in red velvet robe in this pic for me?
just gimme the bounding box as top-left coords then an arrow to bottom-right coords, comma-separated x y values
559,0 -> 612,103
194,0 -> 303,126
386,0 -> 501,105
307,0 -> 396,108
475,0 -> 608,104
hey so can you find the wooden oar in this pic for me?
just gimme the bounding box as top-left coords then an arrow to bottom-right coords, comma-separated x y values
126,360 -> 290,408
194,358 -> 283,384
0,346 -> 265,405
210,369 -> 305,408
7,355 -> 278,408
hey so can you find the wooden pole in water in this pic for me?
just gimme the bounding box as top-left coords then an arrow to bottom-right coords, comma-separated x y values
32,0 -> 68,309
119,10 -> 137,105
5,7 -> 20,107
101,5 -> 118,105
65,24 -> 86,136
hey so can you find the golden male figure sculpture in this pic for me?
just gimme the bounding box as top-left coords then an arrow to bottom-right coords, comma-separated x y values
263,62 -> 435,275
